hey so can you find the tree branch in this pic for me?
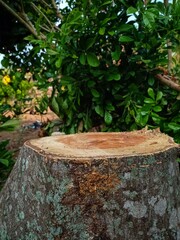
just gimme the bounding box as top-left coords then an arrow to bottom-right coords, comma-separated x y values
155,74 -> 180,92
39,0 -> 51,9
30,2 -> 55,31
0,0 -> 40,39
51,0 -> 64,20
39,25 -> 52,33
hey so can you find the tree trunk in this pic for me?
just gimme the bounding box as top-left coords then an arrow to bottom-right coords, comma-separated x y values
0,130 -> 180,240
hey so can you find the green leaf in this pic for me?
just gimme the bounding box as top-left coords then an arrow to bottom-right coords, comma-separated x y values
153,106 -> 162,112
143,11 -> 156,29
148,76 -> 155,86
46,49 -> 58,55
144,98 -> 155,104
95,106 -> 104,117
0,119 -> 19,131
0,158 -> 9,167
24,35 -> 35,41
168,123 -> 180,131
119,36 -> 134,42
148,88 -> 155,100
66,9 -> 82,24
106,103 -> 115,111
111,51 -> 120,61
135,113 -> 141,125
1,57 -> 9,68
141,111 -> 149,116
141,104 -> 152,113
141,114 -> 149,126
156,91 -> 163,101
91,89 -> 100,98
142,59 -> 151,64
125,113 -> 131,124
55,57 -> 62,68
87,53 -> 99,67
119,24 -> 133,33
100,1 -> 112,7
62,100 -> 68,110
151,112 -> 161,124
61,76 -> 75,85
87,81 -> 96,87
108,31 -> 115,36
101,17 -> 111,25
84,115 -> 92,130
161,98 -> 167,105
51,96 -> 60,115
99,27 -> 106,35
0,140 -> 9,148
86,38 -> 96,50
127,7 -> 137,14
79,53 -> 86,65
135,112 -> 149,126
107,73 -> 121,81
111,46 -> 121,60
104,111 -> 113,125
148,8 -> 159,17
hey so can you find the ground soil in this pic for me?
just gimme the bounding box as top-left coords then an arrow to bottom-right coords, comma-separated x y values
0,109 -> 58,159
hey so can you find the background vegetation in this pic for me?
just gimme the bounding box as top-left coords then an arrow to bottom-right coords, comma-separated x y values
0,0 -> 179,141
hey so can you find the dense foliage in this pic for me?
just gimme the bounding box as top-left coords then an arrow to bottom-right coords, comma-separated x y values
0,0 -> 180,142
0,68 -> 33,114
0,139 -> 14,190
0,116 -> 19,189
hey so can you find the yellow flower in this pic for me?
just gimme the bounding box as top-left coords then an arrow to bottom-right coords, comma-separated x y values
2,75 -> 11,85
61,85 -> 65,91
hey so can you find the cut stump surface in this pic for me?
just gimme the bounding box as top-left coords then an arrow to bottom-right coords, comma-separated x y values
0,129 -> 180,240
27,129 -> 176,158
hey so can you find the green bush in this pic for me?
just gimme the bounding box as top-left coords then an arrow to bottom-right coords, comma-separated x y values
0,118 -> 19,190
2,1 -> 180,142
0,106 -> 19,189
0,139 -> 14,190
0,68 -> 33,115
0,140 -> 13,167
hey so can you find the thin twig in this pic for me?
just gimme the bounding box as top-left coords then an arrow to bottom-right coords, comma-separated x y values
20,0 -> 24,12
40,25 -> 52,33
30,2 -> 55,31
39,0 -> 51,9
20,11 -> 46,39
51,0 -> 64,20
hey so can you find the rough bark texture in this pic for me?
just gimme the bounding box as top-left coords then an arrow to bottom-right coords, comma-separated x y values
0,130 -> 180,240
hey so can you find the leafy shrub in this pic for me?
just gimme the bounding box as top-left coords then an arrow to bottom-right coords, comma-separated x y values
0,139 -> 14,190
0,119 -> 19,190
0,106 -> 19,189
0,140 -> 13,167
0,68 -> 33,115
2,1 -> 180,142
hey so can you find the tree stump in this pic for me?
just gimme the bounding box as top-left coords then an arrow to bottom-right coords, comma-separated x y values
0,130 -> 180,240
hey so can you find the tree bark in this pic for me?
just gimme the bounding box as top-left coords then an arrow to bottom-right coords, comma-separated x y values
155,74 -> 180,93
0,130 -> 180,240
